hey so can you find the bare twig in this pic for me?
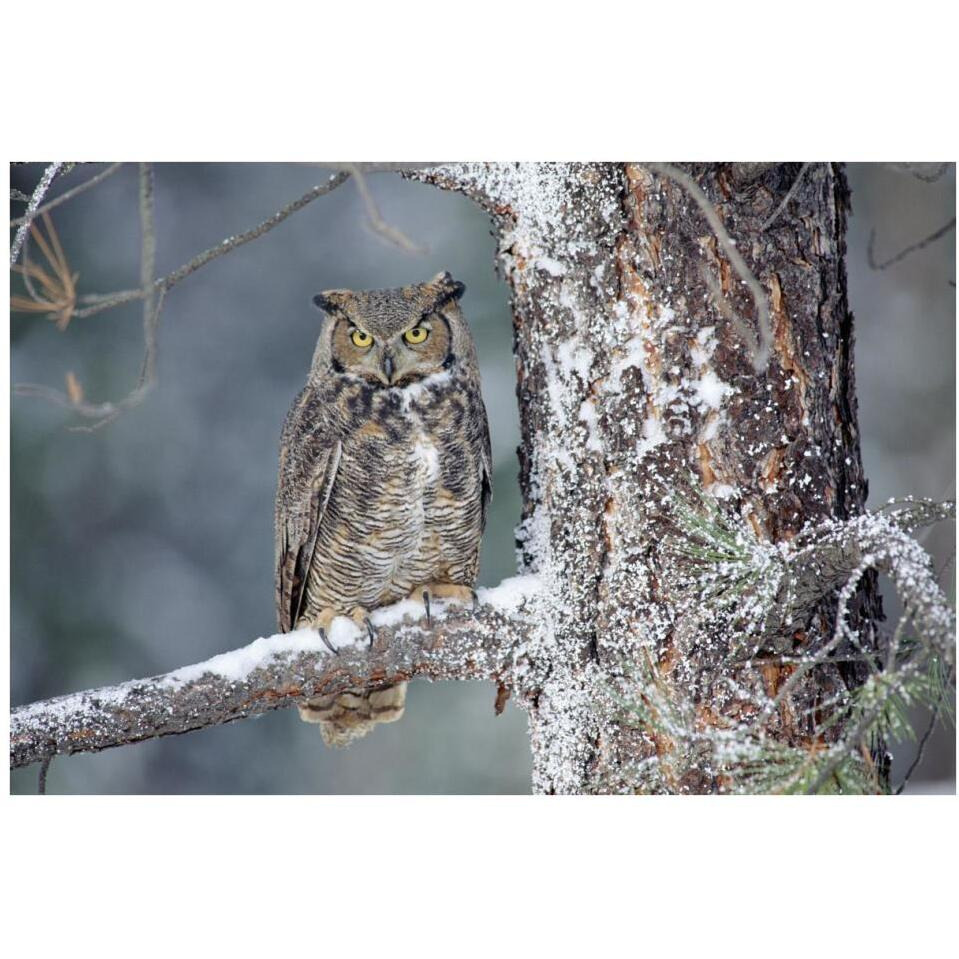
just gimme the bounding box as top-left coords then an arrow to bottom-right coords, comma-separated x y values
14,167 -> 166,430
10,162 -> 63,265
10,582 -> 539,769
14,172 -> 352,425
761,163 -> 811,231
309,162 -> 440,173
347,163 -> 428,253
10,162 -> 124,228
868,217 -> 956,271
11,188 -> 32,202
138,163 -> 158,388
894,703 -> 944,794
701,266 -> 758,360
38,756 -> 51,794
646,163 -> 772,370
887,162 -> 951,184
68,171 -> 352,321
14,290 -> 167,430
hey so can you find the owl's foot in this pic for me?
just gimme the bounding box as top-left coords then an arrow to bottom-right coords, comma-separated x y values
348,606 -> 376,648
406,582 -> 478,627
302,607 -> 340,656
303,607 -> 376,653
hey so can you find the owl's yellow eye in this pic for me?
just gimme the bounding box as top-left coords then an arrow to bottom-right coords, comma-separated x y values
350,329 -> 373,348
404,326 -> 429,345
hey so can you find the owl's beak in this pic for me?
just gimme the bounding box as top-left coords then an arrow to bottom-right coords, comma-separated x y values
381,352 -> 395,384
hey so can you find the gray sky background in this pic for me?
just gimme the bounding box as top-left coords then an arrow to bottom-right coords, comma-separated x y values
9,163 -> 955,794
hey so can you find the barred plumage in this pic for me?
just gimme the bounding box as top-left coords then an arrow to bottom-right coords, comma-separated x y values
275,273 -> 491,747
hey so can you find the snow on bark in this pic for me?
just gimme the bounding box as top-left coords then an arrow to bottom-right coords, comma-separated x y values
12,163 -> 952,794
413,162 -> 925,793
10,580 -> 541,770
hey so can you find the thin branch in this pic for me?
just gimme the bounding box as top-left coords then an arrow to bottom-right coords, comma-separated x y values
9,580 -> 539,770
138,163 -> 158,390
68,171 -> 352,321
13,290 -> 166,429
802,700 -> 888,794
309,162 -> 440,173
887,162 -> 952,183
894,701 -> 943,795
14,172 -> 352,425
9,162 -> 124,228
748,502 -> 957,734
13,166 -> 164,429
646,163 -> 772,371
346,163 -> 428,253
10,162 -> 63,265
867,217 -> 956,271
38,756 -> 51,794
761,163 -> 811,231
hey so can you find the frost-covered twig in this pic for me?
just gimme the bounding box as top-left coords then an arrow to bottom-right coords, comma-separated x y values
10,162 -> 63,265
9,577 -> 540,770
9,162 -> 123,228
655,489 -> 955,792
775,502 -> 956,646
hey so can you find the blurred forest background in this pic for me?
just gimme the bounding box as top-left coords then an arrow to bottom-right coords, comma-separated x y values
9,163 -> 956,794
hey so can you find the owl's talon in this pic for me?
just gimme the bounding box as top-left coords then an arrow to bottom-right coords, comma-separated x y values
423,590 -> 432,627
319,627 -> 338,656
470,589 -> 480,614
365,617 -> 375,647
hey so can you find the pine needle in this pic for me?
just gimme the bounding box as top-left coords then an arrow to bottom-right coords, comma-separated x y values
10,212 -> 78,330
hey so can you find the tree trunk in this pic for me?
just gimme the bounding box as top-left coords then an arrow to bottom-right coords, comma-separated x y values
415,162 -> 882,794
20,161 -> 940,795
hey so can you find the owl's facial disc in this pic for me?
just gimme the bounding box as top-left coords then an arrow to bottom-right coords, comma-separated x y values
384,317 -> 451,386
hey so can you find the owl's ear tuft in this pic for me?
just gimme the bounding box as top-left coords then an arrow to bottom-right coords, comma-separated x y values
312,291 -> 346,315
430,271 -> 465,302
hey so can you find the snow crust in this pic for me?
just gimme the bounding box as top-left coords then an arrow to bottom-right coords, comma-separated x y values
157,575 -> 544,687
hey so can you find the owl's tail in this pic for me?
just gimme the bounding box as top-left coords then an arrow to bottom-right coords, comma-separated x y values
297,682 -> 407,748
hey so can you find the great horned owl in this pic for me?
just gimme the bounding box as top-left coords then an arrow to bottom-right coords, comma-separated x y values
274,272 -> 492,747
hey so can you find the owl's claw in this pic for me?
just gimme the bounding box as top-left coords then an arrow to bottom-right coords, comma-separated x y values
470,589 -> 480,615
318,628 -> 338,656
423,590 -> 432,627
365,617 -> 375,647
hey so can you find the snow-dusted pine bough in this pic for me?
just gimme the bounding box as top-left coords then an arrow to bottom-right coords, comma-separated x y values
10,162 -> 956,793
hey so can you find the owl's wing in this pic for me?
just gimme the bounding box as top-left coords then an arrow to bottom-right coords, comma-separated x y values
274,389 -> 343,633
478,396 -> 493,533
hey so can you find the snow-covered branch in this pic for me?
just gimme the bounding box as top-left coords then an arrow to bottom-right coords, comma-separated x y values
10,577 -> 541,770
10,162 -> 63,265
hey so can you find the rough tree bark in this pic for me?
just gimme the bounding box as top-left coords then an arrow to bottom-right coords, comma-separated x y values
413,162 -> 881,793
16,162 -> 941,794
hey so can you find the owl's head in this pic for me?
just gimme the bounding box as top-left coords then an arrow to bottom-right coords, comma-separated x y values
310,272 -> 473,387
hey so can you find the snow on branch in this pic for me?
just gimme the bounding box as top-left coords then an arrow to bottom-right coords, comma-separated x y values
638,492 -> 956,793
10,577 -> 541,770
10,162 -> 63,265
